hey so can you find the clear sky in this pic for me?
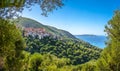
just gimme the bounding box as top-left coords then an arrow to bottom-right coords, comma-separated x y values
22,0 -> 120,35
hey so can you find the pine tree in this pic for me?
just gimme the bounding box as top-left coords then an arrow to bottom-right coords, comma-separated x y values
0,19 -> 25,71
96,10 -> 120,71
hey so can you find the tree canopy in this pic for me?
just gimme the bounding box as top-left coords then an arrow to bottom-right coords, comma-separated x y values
0,19 -> 25,71
73,10 -> 120,71
0,0 -> 64,19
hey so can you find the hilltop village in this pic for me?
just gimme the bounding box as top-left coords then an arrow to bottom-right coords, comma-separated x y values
23,27 -> 50,39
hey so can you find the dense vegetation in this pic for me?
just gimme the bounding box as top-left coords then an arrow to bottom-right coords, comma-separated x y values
1,10 -> 120,71
21,52 -> 72,71
0,18 -> 102,71
0,19 -> 25,71
25,35 -> 101,65
1,0 -> 120,70
71,10 -> 120,71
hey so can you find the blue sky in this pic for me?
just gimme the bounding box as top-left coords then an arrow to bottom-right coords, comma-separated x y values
22,0 -> 120,35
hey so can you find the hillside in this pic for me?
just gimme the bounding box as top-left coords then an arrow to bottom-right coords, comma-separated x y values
25,35 -> 102,65
13,17 -> 102,65
15,17 -> 77,40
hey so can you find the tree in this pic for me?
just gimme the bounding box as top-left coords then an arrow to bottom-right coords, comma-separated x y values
0,19 -> 25,71
28,53 -> 43,71
96,10 -> 120,71
105,10 -> 120,71
0,0 -> 64,70
71,10 -> 120,71
0,0 -> 64,19
27,53 -> 70,71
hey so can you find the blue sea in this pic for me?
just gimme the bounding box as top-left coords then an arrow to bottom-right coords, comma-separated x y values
75,35 -> 107,48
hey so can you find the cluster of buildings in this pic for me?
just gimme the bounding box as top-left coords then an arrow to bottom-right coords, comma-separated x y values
23,27 -> 50,39
15,24 -> 60,39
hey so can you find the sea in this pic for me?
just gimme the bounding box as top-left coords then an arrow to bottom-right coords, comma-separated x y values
75,35 -> 107,49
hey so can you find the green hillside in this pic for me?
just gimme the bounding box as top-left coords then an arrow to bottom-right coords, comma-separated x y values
14,17 -> 102,65
25,35 -> 102,65
15,17 -> 76,40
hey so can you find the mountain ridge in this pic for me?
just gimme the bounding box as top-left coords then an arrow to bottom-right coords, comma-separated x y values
15,17 -> 77,40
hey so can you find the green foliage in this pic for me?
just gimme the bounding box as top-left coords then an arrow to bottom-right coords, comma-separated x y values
96,10 -> 120,71
2,8 -> 120,71
72,10 -> 120,71
0,19 -> 25,71
0,0 -> 25,8
22,52 -> 70,71
0,0 -> 64,19
28,53 -> 43,71
73,60 -> 97,71
25,35 -> 102,65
